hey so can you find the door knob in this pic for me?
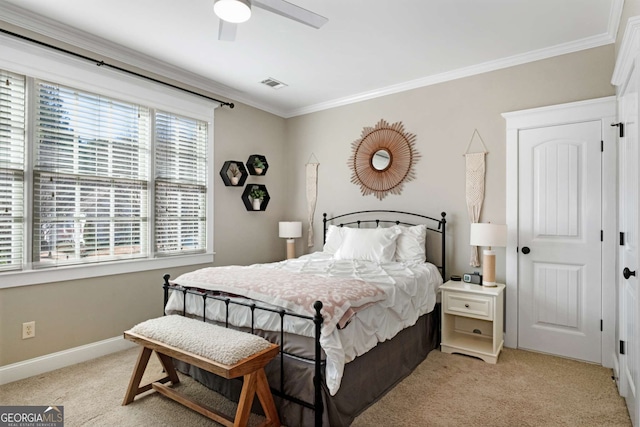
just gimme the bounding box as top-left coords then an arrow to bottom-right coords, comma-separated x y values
623,267 -> 636,280
521,246 -> 530,254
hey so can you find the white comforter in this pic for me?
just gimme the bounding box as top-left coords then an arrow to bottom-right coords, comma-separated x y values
164,251 -> 442,395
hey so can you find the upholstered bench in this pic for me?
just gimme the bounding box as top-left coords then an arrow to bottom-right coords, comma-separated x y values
122,315 -> 280,427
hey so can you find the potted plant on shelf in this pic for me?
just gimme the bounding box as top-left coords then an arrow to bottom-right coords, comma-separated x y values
228,163 -> 242,185
249,187 -> 266,210
253,157 -> 265,175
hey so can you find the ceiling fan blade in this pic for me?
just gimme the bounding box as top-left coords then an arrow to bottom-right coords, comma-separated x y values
218,19 -> 238,41
252,0 -> 328,29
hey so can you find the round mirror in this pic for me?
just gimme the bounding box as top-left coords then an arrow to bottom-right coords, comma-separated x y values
348,119 -> 420,200
371,149 -> 391,171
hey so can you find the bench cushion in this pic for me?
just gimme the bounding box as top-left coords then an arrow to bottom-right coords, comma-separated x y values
129,315 -> 273,366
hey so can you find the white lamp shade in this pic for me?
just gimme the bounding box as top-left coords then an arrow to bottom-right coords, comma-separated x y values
279,221 -> 302,239
214,0 -> 251,23
470,223 -> 507,248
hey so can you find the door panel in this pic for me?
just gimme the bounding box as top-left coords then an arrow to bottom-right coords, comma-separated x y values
518,121 -> 602,363
533,263 -> 581,330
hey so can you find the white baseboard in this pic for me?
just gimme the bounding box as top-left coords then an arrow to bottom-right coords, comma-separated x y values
0,336 -> 137,386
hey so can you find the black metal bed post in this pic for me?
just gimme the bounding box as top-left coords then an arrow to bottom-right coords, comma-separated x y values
322,213 -> 328,245
313,301 -> 324,427
163,274 -> 171,315
441,212 -> 447,280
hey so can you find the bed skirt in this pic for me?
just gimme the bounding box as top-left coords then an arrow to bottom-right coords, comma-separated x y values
173,305 -> 440,426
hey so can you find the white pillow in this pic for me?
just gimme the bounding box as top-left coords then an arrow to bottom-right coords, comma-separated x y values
393,224 -> 427,263
323,225 -> 345,254
333,227 -> 401,263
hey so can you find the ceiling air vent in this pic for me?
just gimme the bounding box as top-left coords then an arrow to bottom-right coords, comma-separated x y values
260,78 -> 288,90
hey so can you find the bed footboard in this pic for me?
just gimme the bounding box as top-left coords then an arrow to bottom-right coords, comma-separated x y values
162,274 -> 325,427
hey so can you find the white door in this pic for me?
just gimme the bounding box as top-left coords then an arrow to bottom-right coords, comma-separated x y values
619,70 -> 639,427
518,121 -> 602,363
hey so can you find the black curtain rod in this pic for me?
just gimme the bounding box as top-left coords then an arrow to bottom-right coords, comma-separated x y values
0,28 -> 235,109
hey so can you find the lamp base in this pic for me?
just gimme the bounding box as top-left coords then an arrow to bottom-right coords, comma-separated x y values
482,249 -> 497,286
286,239 -> 295,260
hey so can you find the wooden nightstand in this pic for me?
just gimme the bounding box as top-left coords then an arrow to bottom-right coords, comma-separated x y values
440,280 -> 505,364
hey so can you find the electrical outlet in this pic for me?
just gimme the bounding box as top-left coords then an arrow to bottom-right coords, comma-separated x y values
22,321 -> 35,339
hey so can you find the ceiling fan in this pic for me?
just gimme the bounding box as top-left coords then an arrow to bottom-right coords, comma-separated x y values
213,0 -> 328,41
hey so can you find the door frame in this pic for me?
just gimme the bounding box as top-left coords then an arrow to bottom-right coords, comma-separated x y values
502,96 -> 617,368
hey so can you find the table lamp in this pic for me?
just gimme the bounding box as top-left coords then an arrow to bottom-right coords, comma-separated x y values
469,222 -> 507,286
279,221 -> 302,259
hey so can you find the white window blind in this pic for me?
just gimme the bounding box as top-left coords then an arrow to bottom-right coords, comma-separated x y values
33,81 -> 150,267
155,112 -> 207,255
0,71 -> 25,271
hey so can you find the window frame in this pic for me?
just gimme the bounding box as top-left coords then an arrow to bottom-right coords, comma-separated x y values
0,34 -> 215,289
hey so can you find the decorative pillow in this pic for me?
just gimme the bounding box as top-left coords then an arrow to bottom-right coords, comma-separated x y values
333,227 -> 401,263
393,224 -> 427,263
323,225 -> 345,254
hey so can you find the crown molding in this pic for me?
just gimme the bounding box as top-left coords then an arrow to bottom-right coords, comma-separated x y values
612,15 -> 640,86
285,31 -> 616,118
608,0 -> 625,41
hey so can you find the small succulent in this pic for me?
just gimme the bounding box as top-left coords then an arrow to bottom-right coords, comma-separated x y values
249,187 -> 266,200
228,163 -> 241,177
253,157 -> 265,169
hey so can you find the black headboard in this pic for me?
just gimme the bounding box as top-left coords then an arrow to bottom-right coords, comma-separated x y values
322,210 -> 447,280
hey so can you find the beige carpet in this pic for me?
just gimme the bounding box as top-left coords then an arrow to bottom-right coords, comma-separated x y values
0,347 -> 631,427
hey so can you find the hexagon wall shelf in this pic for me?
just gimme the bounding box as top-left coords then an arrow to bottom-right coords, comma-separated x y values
220,160 -> 248,187
246,154 -> 269,176
242,184 -> 270,211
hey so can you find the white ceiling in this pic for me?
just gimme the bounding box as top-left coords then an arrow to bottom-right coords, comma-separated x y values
0,0 -> 622,118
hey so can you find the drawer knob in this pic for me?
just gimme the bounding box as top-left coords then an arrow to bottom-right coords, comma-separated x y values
464,303 -> 470,308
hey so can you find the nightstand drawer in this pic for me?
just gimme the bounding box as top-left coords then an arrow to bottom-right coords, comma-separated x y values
443,291 -> 493,321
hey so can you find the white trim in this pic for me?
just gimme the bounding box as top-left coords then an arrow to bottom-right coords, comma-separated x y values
0,336 -> 136,386
607,0 -> 625,44
0,253 -> 214,289
612,16 -> 640,86
502,97 -> 617,369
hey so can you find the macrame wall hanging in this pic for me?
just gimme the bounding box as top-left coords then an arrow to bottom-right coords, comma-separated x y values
464,129 -> 488,267
306,154 -> 319,247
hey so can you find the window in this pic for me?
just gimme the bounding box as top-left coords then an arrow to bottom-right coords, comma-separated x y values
0,71 -> 25,271
155,112 -> 207,255
33,81 -> 151,267
0,50 -> 214,285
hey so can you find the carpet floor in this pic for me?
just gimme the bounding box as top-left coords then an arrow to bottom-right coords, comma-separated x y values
0,347 -> 631,426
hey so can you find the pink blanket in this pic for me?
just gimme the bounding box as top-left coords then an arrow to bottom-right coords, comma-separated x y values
171,266 -> 387,335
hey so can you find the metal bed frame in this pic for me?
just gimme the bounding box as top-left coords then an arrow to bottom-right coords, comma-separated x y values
162,210 -> 446,426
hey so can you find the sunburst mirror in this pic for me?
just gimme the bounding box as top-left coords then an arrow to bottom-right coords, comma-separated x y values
348,119 -> 420,200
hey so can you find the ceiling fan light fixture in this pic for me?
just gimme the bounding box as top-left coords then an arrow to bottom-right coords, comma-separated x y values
214,0 -> 252,24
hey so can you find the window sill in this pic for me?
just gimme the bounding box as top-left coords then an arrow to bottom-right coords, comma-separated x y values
0,253 -> 215,289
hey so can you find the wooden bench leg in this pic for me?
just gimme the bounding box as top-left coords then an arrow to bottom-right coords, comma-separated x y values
234,368 -> 281,427
123,347 -> 153,405
255,368 -> 280,427
235,371 -> 259,427
155,351 -> 180,385
122,347 -> 178,406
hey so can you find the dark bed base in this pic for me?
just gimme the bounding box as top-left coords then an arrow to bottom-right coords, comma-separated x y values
164,210 -> 446,426
172,307 -> 440,426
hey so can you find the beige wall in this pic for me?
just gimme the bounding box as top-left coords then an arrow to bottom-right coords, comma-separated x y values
285,45 -> 615,283
0,30 -> 617,367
